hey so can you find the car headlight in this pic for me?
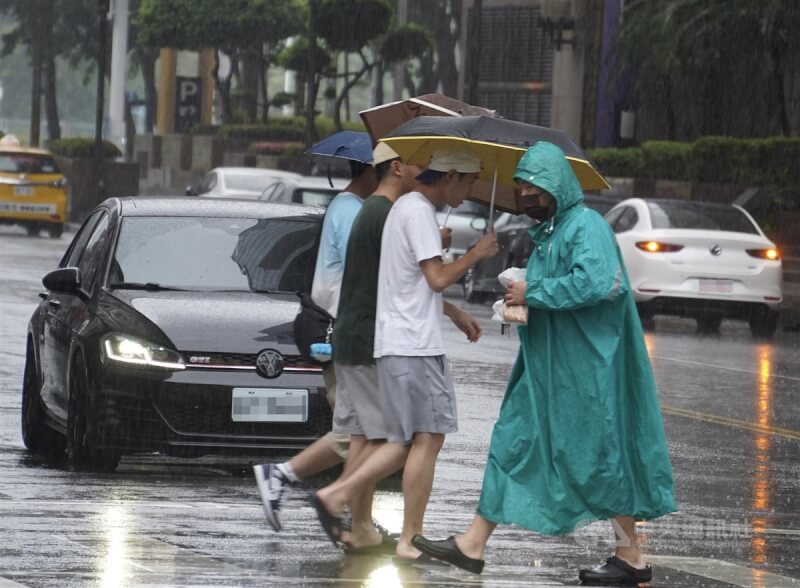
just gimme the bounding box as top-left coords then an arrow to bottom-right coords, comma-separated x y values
102,334 -> 185,370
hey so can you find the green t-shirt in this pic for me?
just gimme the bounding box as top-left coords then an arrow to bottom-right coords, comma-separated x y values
332,195 -> 393,365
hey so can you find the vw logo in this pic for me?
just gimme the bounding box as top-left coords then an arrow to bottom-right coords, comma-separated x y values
710,245 -> 722,256
256,349 -> 284,379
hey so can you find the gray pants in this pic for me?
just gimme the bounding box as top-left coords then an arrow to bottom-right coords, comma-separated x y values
376,355 -> 458,444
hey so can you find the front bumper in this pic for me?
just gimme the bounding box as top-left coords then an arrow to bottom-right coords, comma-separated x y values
94,364 -> 330,457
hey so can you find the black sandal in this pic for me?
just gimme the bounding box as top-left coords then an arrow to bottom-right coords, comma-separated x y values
309,492 -> 342,547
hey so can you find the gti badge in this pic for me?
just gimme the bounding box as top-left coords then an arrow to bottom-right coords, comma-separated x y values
256,349 -> 284,379
710,245 -> 722,256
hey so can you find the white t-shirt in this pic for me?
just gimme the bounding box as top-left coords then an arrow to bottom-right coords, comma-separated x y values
374,191 -> 445,357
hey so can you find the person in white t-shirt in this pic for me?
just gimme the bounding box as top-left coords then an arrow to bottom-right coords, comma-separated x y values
309,149 -> 499,562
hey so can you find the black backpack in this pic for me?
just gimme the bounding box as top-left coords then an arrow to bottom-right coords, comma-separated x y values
293,292 -> 334,363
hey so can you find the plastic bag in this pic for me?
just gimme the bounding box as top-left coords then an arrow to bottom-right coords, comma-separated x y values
491,267 -> 528,324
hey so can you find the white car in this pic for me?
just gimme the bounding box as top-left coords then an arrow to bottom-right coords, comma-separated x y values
186,167 -> 300,200
189,167 -> 348,207
606,198 -> 782,338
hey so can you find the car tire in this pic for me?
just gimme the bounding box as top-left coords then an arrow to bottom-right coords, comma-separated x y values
463,268 -> 486,304
21,342 -> 62,456
749,309 -> 778,339
67,355 -> 121,472
696,315 -> 723,334
47,223 -> 64,239
26,223 -> 40,237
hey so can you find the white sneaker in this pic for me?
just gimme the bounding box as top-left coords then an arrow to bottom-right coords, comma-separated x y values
253,463 -> 293,531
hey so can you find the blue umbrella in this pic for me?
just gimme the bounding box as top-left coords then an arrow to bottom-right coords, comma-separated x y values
305,131 -> 373,164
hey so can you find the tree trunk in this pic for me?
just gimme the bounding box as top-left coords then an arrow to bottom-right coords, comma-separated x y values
335,52 -> 371,132
124,95 -> 135,160
30,0 -> 44,147
260,44 -> 270,123
372,56 -> 384,106
42,0 -> 60,142
241,46 -> 260,122
138,47 -> 158,133
770,45 -> 791,136
213,50 -> 234,123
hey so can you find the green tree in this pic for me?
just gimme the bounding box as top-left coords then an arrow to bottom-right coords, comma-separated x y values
616,0 -> 800,139
137,0 -> 305,123
317,0 -> 392,130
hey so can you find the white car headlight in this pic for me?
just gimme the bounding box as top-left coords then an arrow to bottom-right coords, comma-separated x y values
102,334 -> 185,370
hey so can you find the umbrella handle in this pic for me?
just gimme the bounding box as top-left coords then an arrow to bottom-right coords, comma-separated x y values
488,167 -> 498,232
442,205 -> 452,227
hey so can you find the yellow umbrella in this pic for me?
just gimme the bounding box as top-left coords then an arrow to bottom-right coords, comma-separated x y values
380,117 -> 610,220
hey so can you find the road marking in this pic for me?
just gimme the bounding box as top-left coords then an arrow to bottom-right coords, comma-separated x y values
0,579 -> 29,588
662,405 -> 800,441
652,355 -> 800,382
649,556 -> 800,587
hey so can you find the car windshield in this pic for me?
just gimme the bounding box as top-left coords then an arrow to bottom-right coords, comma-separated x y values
647,201 -> 759,234
226,174 -> 278,192
111,216 -> 319,292
0,153 -> 60,174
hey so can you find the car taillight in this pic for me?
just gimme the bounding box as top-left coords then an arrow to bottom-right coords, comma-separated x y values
635,241 -> 684,253
747,248 -> 780,260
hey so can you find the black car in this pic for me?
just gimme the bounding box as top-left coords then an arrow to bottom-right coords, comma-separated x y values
462,194 -> 623,302
21,197 -> 330,471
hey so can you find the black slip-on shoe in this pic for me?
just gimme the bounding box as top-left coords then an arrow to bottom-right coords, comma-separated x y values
411,534 -> 485,574
579,556 -> 653,585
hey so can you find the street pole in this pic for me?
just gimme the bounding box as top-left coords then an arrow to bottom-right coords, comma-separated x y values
93,0 -> 110,206
108,0 -> 129,153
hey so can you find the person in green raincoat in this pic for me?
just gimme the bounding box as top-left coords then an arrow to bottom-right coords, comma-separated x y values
412,142 -> 676,586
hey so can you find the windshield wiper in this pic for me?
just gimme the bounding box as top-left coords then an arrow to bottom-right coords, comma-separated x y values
108,282 -> 186,291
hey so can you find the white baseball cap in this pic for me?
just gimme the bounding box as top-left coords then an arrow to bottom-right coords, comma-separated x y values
427,149 -> 482,173
373,142 -> 400,166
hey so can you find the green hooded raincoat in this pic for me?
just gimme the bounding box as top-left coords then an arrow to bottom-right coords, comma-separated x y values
477,142 -> 676,535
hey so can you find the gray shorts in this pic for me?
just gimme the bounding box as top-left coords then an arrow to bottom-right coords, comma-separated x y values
332,363 -> 388,440
376,355 -> 457,444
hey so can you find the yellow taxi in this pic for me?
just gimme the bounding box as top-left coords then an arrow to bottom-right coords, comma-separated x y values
0,135 -> 68,238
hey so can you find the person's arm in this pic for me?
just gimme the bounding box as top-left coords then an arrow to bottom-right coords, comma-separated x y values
420,232 -> 499,293
443,300 -> 482,342
504,216 -> 628,311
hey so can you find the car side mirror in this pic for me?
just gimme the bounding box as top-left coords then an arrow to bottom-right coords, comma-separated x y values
184,185 -> 196,196
42,267 -> 81,295
470,217 -> 488,232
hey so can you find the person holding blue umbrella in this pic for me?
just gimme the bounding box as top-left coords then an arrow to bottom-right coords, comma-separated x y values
411,142 -> 676,585
253,131 -> 377,532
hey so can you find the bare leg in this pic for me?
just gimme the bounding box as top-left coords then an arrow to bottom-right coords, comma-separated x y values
317,442 -> 410,514
339,436 -> 383,548
612,516 -> 647,569
396,433 -> 445,559
288,437 -> 343,480
454,514 -> 497,560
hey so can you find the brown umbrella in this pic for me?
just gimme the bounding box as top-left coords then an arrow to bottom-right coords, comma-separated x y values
359,93 -> 500,145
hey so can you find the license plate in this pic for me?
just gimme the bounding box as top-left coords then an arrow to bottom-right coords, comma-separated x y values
231,388 -> 308,422
699,279 -> 733,294
13,186 -> 33,196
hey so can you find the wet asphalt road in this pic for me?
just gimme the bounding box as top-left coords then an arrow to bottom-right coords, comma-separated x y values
0,224 -> 799,587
